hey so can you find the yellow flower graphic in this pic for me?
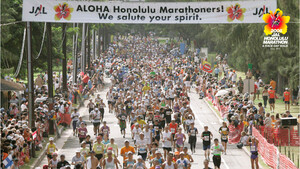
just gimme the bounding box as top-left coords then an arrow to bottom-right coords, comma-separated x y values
263,9 -> 290,35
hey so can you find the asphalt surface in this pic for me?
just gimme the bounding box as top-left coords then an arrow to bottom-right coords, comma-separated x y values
38,79 -> 252,168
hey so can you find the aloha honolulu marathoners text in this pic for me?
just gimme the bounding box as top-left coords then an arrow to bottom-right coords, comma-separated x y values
76,5 -> 224,14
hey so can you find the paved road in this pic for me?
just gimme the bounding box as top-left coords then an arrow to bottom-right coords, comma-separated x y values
39,79 -> 252,168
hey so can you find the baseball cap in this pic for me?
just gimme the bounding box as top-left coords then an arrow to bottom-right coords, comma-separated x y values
137,155 -> 143,160
128,151 -> 133,154
174,151 -> 180,155
124,139 -> 129,143
49,137 -> 54,141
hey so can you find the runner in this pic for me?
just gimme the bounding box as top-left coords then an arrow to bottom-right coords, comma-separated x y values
120,140 -> 136,167
91,108 -> 101,135
117,109 -> 127,138
45,137 -> 58,163
283,88 -> 291,111
71,109 -> 80,136
101,150 -> 119,169
100,121 -> 110,138
268,87 -> 276,112
98,99 -> 106,122
174,128 -> 186,152
136,132 -> 148,161
86,151 -> 99,169
162,153 -> 177,169
187,122 -> 198,154
218,122 -> 229,154
201,126 -> 213,161
176,152 -> 190,169
133,156 -> 146,169
124,151 -> 136,169
248,136 -> 259,169
87,99 -> 95,120
211,139 -> 224,169
169,118 -> 178,150
92,136 -> 105,161
78,122 -> 88,144
162,126 -> 172,160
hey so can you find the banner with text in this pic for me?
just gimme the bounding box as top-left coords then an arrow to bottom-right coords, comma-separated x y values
22,0 -> 277,24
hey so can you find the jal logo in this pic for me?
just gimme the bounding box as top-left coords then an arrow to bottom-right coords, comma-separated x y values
29,5 -> 47,16
253,5 -> 269,17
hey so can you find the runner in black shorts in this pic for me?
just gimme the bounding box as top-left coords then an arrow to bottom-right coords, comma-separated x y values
219,122 -> 229,154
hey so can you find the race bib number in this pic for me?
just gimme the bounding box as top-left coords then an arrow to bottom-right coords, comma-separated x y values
80,131 -> 85,135
204,136 -> 209,141
222,135 -> 227,140
171,128 -> 175,133
97,146 -> 102,152
166,111 -> 171,115
250,145 -> 256,152
49,148 -> 54,153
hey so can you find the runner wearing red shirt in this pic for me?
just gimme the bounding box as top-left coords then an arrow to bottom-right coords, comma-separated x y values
283,88 -> 291,111
268,87 -> 276,112
169,118 -> 178,150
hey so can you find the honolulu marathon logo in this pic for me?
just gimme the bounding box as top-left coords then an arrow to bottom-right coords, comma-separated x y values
226,3 -> 246,22
262,9 -> 290,48
54,3 -> 74,21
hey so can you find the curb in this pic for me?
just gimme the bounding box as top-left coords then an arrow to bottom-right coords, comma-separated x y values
32,102 -> 82,168
203,98 -> 266,169
203,98 -> 223,123
32,126 -> 64,168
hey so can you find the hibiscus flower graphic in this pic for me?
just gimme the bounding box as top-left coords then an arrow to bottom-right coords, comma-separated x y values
226,3 -> 246,22
54,3 -> 73,21
263,9 -> 290,35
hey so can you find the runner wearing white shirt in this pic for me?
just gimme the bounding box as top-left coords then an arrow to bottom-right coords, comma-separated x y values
71,109 -> 80,136
132,124 -> 142,144
135,133 -> 148,161
162,126 -> 172,160
91,108 -> 101,135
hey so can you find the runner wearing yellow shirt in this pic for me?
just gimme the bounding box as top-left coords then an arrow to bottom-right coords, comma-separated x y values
46,137 -> 58,163
106,138 -> 118,157
93,136 -> 105,161
142,83 -> 151,94
137,116 -> 146,129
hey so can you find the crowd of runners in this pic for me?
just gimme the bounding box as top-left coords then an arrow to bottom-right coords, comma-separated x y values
39,32 -> 300,169
41,35 -> 236,169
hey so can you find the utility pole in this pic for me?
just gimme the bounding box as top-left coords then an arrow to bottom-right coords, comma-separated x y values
72,23 -> 76,84
87,24 -> 91,69
62,23 -> 67,97
81,23 -> 86,73
102,25 -> 105,53
47,22 -> 54,135
26,22 -> 34,129
92,29 -> 96,60
73,23 -> 78,84
98,27 -> 101,57
26,22 -> 35,157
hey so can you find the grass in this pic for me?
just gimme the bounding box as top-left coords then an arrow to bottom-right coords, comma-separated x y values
278,146 -> 300,168
251,96 -> 299,117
